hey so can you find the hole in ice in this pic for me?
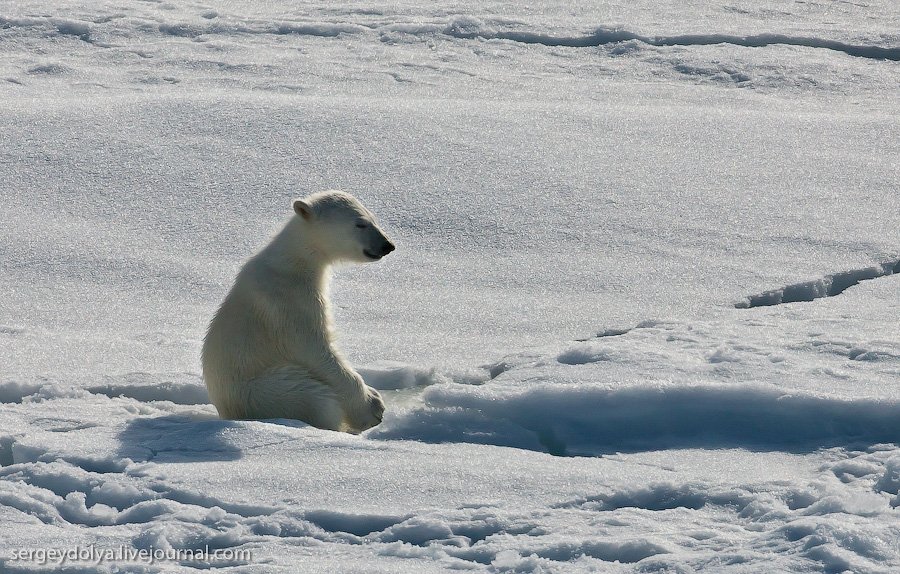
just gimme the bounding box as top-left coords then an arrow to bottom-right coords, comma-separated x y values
304,509 -> 406,536
0,381 -> 44,404
0,436 -> 15,467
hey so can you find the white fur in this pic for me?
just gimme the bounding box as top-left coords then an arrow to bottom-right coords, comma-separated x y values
202,191 -> 393,433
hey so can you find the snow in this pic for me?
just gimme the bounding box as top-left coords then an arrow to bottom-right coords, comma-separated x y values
2,0 -> 899,572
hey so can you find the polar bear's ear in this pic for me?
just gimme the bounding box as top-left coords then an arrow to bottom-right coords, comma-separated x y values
293,199 -> 313,220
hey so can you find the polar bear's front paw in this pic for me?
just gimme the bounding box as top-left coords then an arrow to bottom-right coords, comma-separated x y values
367,387 -> 386,423
346,386 -> 385,433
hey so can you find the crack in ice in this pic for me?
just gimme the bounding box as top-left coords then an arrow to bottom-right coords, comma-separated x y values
737,258 -> 900,308
443,24 -> 900,61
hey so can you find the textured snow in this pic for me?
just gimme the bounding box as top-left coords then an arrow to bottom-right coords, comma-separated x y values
1,0 -> 899,572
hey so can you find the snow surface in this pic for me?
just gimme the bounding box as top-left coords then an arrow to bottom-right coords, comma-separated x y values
1,0 -> 899,572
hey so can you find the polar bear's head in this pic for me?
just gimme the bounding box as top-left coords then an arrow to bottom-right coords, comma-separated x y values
293,190 -> 395,263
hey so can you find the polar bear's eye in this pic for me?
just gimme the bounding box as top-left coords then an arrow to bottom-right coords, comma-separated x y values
355,222 -> 368,229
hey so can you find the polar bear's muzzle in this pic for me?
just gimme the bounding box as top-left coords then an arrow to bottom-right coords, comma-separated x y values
364,239 -> 395,261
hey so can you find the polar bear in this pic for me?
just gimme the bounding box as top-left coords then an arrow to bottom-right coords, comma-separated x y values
202,191 -> 395,433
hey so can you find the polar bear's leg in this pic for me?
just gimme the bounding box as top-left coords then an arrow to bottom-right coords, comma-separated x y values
245,365 -> 345,431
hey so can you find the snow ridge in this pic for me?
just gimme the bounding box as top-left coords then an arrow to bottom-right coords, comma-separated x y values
374,382 -> 900,457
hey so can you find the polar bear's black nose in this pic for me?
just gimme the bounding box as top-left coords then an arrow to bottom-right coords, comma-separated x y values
381,241 -> 395,256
